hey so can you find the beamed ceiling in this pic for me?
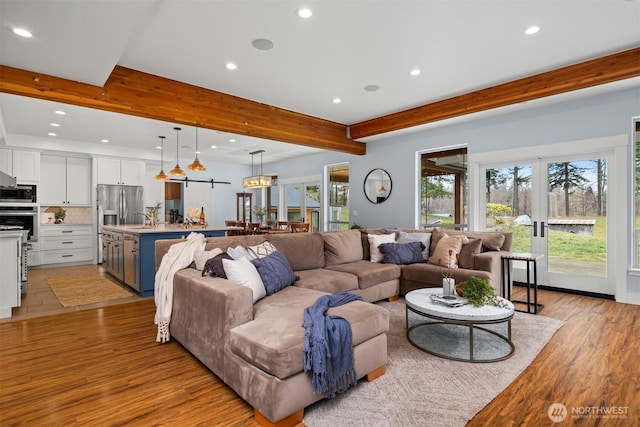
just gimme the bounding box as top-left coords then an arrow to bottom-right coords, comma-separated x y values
0,1 -> 639,164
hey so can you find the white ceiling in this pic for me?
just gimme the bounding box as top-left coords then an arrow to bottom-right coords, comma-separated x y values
0,0 -> 639,164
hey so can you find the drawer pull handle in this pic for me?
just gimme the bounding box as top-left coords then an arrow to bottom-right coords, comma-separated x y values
62,241 -> 73,244
62,255 -> 73,258
62,230 -> 73,233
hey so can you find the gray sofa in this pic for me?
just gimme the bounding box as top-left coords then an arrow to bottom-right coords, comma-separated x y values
153,227 -> 511,426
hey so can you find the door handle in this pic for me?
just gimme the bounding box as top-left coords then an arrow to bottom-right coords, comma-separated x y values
541,221 -> 546,238
533,221 -> 538,237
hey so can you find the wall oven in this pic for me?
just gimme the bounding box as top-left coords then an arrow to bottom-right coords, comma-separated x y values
0,184 -> 37,203
0,204 -> 38,242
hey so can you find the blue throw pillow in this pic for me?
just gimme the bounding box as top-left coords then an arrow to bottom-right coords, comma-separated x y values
251,250 -> 297,295
379,241 -> 424,265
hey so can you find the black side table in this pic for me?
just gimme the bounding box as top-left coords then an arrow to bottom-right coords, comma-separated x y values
501,252 -> 545,314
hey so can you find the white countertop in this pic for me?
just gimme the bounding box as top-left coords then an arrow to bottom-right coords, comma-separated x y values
102,224 -> 236,235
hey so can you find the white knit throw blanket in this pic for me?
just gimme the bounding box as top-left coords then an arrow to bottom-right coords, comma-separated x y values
154,232 -> 206,343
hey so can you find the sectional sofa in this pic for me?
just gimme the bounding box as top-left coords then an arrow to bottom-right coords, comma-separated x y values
153,227 -> 512,426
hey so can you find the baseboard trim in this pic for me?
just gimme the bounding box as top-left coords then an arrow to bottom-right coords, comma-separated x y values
513,281 -> 614,300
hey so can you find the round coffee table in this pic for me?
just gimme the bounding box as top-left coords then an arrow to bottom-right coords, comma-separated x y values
405,288 -> 515,363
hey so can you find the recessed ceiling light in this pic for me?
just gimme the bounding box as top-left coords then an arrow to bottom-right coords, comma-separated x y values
525,26 -> 540,35
332,98 -> 342,104
54,110 -> 66,115
49,123 -> 60,127
226,62 -> 238,70
101,139 -> 109,143
409,68 -> 421,76
297,8 -> 313,19
252,38 -> 274,51
12,28 -> 32,38
47,132 -> 56,137
364,84 -> 381,92
156,146 -> 162,150
210,145 -> 217,149
229,138 -> 236,143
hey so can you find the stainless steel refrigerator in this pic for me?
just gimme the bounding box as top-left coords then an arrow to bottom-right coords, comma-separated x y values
97,184 -> 144,263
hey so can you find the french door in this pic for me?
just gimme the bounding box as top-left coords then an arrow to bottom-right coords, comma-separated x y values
479,152 -> 613,295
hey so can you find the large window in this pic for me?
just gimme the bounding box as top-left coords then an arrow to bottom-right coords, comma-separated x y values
327,163 -> 349,231
635,119 -> 640,267
420,148 -> 467,229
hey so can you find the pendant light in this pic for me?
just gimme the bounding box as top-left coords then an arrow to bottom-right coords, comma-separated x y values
378,169 -> 387,194
154,135 -> 169,181
243,150 -> 272,188
187,127 -> 207,172
169,127 -> 186,177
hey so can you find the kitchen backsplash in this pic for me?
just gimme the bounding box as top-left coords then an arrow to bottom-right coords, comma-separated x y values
40,206 -> 93,224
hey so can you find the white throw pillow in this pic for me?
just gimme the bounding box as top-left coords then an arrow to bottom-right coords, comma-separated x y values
368,233 -> 397,262
227,245 -> 253,260
246,241 -> 278,259
193,248 -> 223,270
222,257 -> 267,303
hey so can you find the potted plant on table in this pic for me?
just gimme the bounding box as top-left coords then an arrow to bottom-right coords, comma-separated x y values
145,202 -> 162,227
456,276 -> 501,307
252,206 -> 267,226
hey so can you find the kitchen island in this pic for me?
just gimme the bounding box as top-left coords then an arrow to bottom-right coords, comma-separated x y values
102,224 -> 233,297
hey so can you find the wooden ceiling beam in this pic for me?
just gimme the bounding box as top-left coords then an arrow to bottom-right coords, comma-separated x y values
0,65 -> 366,156
350,47 -> 640,139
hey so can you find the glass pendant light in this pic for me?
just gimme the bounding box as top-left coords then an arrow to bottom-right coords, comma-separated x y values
154,135 -> 169,181
187,127 -> 207,172
169,127 -> 186,177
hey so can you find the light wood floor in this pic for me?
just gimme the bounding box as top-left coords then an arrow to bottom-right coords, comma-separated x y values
1,266 -> 638,426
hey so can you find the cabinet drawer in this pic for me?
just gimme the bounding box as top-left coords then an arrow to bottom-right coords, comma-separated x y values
40,226 -> 92,237
41,235 -> 92,250
41,249 -> 92,265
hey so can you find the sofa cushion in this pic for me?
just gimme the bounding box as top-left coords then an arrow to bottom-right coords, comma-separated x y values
251,250 -> 297,295
222,256 -> 267,303
430,228 -> 506,253
428,233 -> 469,268
323,230 -> 363,266
368,233 -> 397,262
193,248 -> 223,270
294,268 -> 359,293
397,231 -> 431,260
379,241 -> 424,265
268,232 -> 325,271
202,252 -> 233,278
458,238 -> 482,269
229,286 -> 389,380
326,260 -> 401,290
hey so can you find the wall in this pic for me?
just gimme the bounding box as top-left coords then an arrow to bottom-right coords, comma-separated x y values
267,86 -> 640,303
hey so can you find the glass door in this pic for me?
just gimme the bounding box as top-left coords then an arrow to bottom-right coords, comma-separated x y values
482,153 -> 612,295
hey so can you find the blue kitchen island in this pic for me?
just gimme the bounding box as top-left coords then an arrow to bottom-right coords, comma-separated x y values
102,224 -> 231,297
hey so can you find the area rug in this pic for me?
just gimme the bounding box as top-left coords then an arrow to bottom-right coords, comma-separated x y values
47,274 -> 134,307
303,299 -> 563,427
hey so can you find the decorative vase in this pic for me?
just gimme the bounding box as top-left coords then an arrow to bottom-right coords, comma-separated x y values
442,278 -> 455,296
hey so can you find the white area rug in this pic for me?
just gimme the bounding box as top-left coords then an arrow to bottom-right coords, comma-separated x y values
303,299 -> 563,427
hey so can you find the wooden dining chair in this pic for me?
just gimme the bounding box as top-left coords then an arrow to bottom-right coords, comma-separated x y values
290,222 -> 310,233
276,221 -> 290,231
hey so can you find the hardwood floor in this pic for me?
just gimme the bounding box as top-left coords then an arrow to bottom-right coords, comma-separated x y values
1,268 -> 638,426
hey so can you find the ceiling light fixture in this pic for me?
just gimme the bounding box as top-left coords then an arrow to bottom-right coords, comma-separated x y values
169,127 -> 186,177
525,25 -> 540,35
243,150 -> 272,189
54,110 -> 66,115
298,8 -> 313,19
409,68 -> 421,76
188,127 -> 207,172
226,62 -> 238,70
154,136 -> 169,181
12,28 -> 32,38
333,97 -> 342,104
50,123 -> 60,127
47,132 -> 56,137
100,139 -> 109,143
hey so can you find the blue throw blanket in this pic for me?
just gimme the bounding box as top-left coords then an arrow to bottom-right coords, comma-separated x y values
302,292 -> 363,398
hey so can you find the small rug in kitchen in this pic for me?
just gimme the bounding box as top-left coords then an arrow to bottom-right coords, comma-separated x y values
47,274 -> 134,307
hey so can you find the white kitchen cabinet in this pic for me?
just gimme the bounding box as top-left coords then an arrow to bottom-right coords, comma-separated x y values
0,148 -> 40,182
0,233 -> 22,318
40,155 -> 92,205
97,158 -> 145,186
39,225 -> 93,265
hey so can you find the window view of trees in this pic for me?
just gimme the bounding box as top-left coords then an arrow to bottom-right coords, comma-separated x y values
420,149 -> 467,229
635,120 -> 640,267
328,164 -> 349,231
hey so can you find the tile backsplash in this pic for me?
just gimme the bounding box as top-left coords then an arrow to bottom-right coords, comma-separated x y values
40,206 -> 93,224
